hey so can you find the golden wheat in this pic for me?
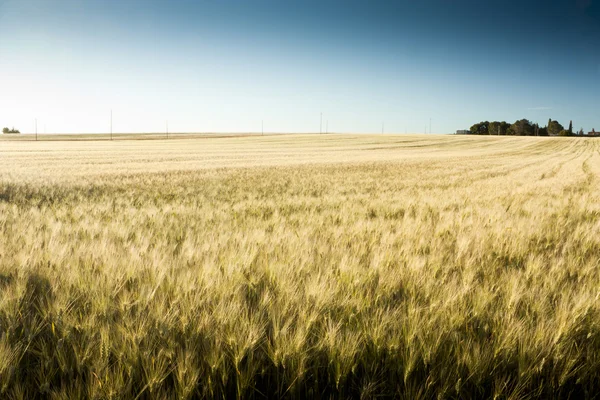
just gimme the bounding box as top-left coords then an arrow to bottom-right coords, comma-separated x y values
0,134 -> 599,398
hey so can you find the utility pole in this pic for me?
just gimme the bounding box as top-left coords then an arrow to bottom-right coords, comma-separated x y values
35,118 -> 38,141
167,120 -> 169,139
320,113 -> 322,134
326,120 -> 328,134
110,110 -> 113,141
382,122 -> 384,134
262,120 -> 264,136
430,118 -> 432,134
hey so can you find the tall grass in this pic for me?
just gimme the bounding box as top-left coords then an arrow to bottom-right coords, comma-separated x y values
0,135 -> 599,398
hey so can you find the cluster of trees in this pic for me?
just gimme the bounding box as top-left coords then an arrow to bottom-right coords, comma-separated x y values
467,119 -> 583,137
2,127 -> 20,134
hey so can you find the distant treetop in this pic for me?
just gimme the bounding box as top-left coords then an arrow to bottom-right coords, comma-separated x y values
2,127 -> 20,134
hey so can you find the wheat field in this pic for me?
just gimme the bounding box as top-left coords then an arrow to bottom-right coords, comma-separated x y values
1,134 -> 599,399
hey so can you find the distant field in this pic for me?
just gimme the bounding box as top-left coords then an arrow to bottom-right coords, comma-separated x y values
0,132 -> 265,142
1,134 -> 600,398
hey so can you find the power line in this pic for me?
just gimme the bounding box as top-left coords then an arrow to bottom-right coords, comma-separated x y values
320,112 -> 322,134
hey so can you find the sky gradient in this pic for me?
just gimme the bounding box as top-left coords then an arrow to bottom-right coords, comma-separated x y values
1,0 -> 599,134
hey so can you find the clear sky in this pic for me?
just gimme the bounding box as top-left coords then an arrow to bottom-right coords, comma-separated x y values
0,0 -> 599,134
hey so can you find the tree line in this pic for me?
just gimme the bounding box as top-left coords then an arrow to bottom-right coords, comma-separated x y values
466,119 -> 583,136
2,127 -> 20,134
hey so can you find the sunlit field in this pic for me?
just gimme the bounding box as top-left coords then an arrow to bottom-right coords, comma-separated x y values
1,134 -> 599,399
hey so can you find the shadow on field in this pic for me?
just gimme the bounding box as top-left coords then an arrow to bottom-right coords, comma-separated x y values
0,271 -> 597,399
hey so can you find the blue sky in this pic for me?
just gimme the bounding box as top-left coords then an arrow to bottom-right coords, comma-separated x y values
0,0 -> 599,134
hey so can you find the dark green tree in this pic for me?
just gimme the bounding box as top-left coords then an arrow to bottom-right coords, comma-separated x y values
470,121 -> 490,135
488,121 -> 500,135
510,119 -> 534,136
487,121 -> 511,135
547,119 -> 564,136
568,120 -> 573,135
